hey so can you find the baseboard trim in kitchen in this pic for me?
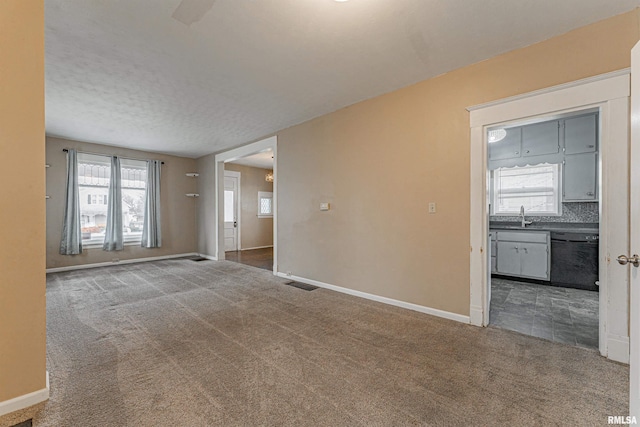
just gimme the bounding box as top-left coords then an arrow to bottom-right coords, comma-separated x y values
275,272 -> 470,324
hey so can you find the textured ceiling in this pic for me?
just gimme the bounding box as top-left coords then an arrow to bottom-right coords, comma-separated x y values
229,150 -> 274,170
45,0 -> 640,158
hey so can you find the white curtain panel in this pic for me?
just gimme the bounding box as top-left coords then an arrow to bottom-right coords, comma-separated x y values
103,156 -> 124,251
59,149 -> 83,255
142,160 -> 162,248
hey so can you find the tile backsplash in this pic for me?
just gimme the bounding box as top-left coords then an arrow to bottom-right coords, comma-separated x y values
490,202 -> 598,224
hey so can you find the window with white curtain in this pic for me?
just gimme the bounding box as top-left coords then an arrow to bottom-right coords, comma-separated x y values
77,153 -> 147,244
492,163 -> 561,216
258,191 -> 273,218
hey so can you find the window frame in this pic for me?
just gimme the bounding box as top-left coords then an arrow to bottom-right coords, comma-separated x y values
491,163 -> 562,217
77,154 -> 148,247
257,191 -> 273,218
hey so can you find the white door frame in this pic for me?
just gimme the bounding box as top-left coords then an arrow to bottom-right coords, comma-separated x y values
214,135 -> 277,274
468,70 -> 630,363
223,170 -> 241,251
629,40 -> 640,417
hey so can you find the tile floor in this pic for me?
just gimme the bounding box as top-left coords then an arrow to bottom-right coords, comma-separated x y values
489,278 -> 599,349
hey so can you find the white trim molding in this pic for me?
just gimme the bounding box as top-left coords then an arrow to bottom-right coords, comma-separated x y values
0,371 -> 49,417
276,272 -> 470,324
468,69 -> 630,363
46,253 -> 199,273
241,245 -> 274,251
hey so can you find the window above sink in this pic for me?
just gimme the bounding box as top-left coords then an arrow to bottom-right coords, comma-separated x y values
491,163 -> 562,216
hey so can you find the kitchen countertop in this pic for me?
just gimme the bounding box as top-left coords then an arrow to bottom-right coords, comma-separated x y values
490,222 -> 599,234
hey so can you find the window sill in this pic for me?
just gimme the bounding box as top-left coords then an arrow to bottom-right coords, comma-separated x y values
257,214 -> 273,219
82,241 -> 143,249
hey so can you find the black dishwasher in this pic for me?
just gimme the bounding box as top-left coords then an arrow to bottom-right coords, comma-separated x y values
550,231 -> 599,291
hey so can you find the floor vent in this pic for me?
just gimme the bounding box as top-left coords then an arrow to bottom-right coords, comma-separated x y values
189,257 -> 210,262
11,420 -> 32,427
285,281 -> 318,291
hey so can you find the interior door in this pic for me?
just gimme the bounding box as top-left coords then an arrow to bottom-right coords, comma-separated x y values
629,40 -> 640,418
224,170 -> 240,252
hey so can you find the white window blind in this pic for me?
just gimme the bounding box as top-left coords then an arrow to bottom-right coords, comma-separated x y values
492,163 -> 561,215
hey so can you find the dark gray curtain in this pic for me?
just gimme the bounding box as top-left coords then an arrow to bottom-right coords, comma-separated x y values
60,149 -> 82,255
103,156 -> 123,251
142,160 -> 162,248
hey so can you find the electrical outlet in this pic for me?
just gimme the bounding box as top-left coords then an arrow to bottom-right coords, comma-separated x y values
428,202 -> 437,214
286,271 -> 292,276
112,258 -> 120,263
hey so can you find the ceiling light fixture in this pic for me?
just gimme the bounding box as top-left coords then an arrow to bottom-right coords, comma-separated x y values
487,129 -> 507,144
265,172 -> 274,183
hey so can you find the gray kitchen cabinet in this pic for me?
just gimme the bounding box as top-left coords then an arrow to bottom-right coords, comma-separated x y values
490,232 -> 497,274
494,231 -> 550,280
496,242 -> 521,276
488,127 -> 521,160
564,152 -> 597,201
520,243 -> 549,278
522,120 -> 559,157
564,114 -> 597,154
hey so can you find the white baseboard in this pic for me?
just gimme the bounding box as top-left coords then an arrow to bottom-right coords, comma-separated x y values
197,253 -> 218,261
240,245 -> 273,251
276,272 -> 470,324
0,371 -> 49,417
469,305 -> 484,327
46,253 -> 199,273
607,335 -> 630,364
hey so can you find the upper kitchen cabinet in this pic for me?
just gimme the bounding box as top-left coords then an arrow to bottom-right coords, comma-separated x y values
564,114 -> 597,154
564,152 -> 597,201
488,128 -> 521,160
522,120 -> 560,157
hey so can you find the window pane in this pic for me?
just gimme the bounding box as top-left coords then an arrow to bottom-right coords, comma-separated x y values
78,153 -> 110,243
493,163 -> 560,215
260,198 -> 272,215
224,191 -> 234,221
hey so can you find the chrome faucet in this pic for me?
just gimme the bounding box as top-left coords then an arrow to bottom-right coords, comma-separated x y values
520,205 -> 532,228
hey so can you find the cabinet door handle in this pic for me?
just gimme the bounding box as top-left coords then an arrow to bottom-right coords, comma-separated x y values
587,145 -> 595,148
586,191 -> 594,196
525,150 -> 530,154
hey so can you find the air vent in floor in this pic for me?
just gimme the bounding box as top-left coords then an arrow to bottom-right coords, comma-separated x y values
189,257 -> 210,262
285,281 -> 318,291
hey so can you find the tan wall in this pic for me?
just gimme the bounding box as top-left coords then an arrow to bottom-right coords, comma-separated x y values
46,137 -> 198,268
0,0 -> 46,403
224,164 -> 274,249
196,153 -> 217,256
277,10 -> 640,316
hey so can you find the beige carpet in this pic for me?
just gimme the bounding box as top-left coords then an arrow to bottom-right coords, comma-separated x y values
1,259 -> 628,426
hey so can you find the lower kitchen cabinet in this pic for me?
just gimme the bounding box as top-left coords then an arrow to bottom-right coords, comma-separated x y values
494,231 -> 550,280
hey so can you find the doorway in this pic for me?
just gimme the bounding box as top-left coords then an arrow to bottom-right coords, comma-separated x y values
468,70 -> 630,363
215,136 -> 278,274
223,152 -> 275,270
485,110 -> 601,349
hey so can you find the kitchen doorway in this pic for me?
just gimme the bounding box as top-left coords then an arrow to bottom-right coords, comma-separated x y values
486,110 -> 600,349
468,71 -> 630,363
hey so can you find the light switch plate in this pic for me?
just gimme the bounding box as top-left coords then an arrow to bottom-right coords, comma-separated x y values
320,202 -> 330,211
428,202 -> 436,213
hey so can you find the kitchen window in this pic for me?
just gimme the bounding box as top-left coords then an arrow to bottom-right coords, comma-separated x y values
492,163 -> 561,216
